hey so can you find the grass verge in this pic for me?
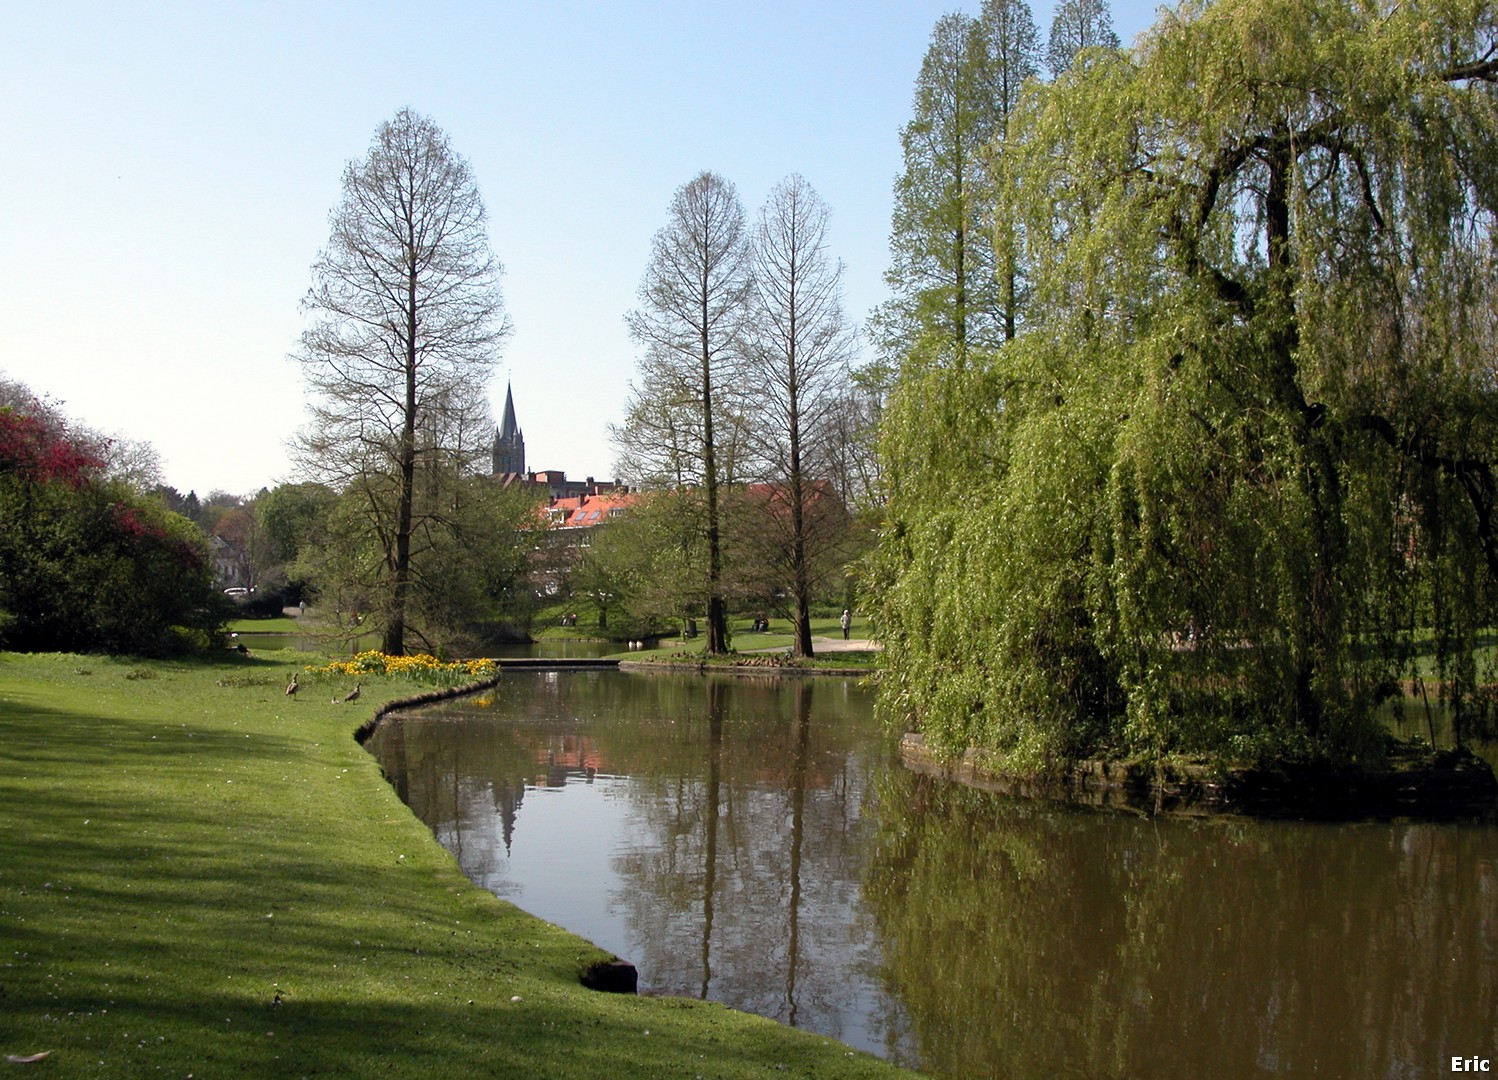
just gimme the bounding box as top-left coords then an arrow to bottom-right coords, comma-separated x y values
226,616 -> 302,634
618,647 -> 880,673
530,608 -> 875,649
0,650 -> 914,1079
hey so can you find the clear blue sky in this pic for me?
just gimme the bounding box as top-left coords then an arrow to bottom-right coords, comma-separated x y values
0,0 -> 1164,497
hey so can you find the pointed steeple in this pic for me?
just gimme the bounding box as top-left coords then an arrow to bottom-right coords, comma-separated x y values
499,383 -> 520,441
492,382 -> 526,475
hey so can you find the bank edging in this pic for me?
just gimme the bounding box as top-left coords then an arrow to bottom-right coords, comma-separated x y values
900,732 -> 1498,820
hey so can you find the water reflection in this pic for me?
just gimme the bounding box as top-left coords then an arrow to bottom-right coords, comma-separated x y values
866,770 -> 1498,1078
368,672 -> 897,1053
367,672 -> 1498,1078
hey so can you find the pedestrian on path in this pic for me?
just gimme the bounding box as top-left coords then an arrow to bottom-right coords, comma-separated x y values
841,609 -> 851,640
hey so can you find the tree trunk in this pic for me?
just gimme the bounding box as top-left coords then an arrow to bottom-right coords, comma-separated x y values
384,267 -> 420,657
701,281 -> 728,655
1265,139 -> 1345,736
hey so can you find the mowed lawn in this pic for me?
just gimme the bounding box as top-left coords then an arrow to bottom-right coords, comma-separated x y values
0,651 -> 914,1079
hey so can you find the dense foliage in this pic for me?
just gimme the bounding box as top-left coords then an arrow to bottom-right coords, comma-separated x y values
293,474 -> 541,654
0,405 -> 221,654
871,0 -> 1498,767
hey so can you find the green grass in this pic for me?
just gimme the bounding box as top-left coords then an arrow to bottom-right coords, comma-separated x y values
0,650 -> 914,1079
618,643 -> 879,671
530,600 -> 612,641
529,604 -> 875,649
226,616 -> 304,634
612,614 -> 877,665
1396,629 -> 1498,681
636,614 -> 873,650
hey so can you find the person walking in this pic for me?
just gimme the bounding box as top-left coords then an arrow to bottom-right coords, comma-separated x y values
840,609 -> 851,641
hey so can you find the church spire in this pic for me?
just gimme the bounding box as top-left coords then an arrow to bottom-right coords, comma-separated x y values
492,382 -> 526,475
499,383 -> 519,441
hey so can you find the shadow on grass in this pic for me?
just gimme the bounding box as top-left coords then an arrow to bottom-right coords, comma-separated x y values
6,978 -> 850,1078
0,654 -> 908,1079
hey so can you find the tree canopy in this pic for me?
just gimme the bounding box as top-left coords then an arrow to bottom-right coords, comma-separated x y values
1045,0 -> 1120,76
742,175 -> 859,656
619,172 -> 752,655
294,108 -> 510,655
871,0 -> 1498,768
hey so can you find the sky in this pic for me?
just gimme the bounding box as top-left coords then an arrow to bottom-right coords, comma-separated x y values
1,0 -> 1165,498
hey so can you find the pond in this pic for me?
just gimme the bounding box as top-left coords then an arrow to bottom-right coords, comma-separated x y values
364,671 -> 1498,1079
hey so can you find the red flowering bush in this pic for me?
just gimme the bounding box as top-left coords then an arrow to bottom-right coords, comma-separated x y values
0,408 -> 103,488
0,405 -> 223,655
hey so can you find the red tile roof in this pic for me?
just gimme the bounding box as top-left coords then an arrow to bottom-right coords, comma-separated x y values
545,491 -> 640,528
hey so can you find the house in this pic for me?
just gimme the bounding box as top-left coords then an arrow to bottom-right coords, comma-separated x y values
545,490 -> 640,531
208,534 -> 251,589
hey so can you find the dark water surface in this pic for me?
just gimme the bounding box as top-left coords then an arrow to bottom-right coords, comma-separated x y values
364,671 -> 1498,1078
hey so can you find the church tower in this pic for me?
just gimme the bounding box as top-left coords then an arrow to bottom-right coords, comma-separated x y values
492,383 -> 526,475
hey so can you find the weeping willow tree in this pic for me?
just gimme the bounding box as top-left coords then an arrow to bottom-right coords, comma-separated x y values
871,0 -> 1498,769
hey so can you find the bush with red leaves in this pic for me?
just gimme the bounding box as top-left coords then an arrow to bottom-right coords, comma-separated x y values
0,406 -> 223,655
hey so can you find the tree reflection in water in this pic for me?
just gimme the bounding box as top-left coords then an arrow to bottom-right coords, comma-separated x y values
368,671 -> 1498,1078
368,672 -> 904,1056
863,769 -> 1498,1078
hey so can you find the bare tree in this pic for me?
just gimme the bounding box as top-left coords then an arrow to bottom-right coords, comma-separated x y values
826,360 -> 893,514
742,175 -> 857,657
293,108 -> 508,655
620,172 -> 751,655
613,351 -> 710,489
1046,0 -> 1120,77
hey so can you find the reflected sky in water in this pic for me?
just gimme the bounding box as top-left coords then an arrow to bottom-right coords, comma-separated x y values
366,671 -> 1498,1078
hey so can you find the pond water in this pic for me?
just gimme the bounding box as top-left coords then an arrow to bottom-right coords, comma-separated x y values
364,671 -> 1498,1079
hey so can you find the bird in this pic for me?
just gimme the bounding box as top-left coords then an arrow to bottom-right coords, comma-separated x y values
234,643 -> 250,656
335,681 -> 361,704
285,673 -> 299,699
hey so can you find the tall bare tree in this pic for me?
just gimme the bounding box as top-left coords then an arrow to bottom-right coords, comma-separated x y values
294,108 -> 508,655
620,171 -> 750,655
743,175 -> 857,657
1045,0 -> 1120,77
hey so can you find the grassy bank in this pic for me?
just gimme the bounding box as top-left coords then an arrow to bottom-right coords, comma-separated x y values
532,609 -> 874,648
0,650 -> 913,1078
619,645 -> 880,672
614,614 -> 878,663
226,616 -> 303,634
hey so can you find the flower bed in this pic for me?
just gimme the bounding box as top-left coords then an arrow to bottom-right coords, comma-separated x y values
310,650 -> 496,684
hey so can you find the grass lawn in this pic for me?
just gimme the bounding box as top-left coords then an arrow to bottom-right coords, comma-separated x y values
226,616 -> 303,634
529,604 -> 876,650
618,640 -> 880,671
0,650 -> 912,1079
613,614 -> 878,668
